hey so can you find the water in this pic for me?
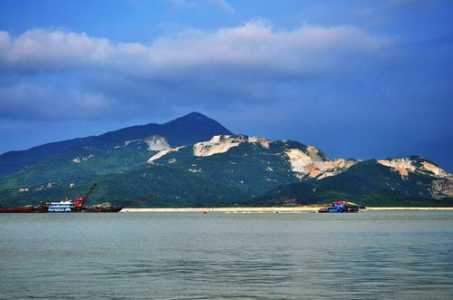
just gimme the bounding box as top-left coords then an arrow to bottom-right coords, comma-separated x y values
1,211 -> 453,300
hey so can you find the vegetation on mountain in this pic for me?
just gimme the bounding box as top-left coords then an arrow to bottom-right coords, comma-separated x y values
0,113 -> 451,207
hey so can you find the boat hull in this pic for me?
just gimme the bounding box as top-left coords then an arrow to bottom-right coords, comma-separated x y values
0,207 -> 35,213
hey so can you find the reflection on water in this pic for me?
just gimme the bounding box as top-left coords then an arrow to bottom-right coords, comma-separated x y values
1,211 -> 453,299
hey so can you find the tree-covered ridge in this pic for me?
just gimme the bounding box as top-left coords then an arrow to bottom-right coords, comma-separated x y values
0,114 -> 451,208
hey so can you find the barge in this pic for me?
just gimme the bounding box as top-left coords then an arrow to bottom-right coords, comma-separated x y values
0,184 -> 122,213
318,200 -> 360,213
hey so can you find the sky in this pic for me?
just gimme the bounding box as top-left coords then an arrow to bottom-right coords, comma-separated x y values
0,0 -> 452,170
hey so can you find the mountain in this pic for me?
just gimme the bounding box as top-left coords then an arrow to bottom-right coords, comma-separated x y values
0,112 -> 232,177
0,113 -> 452,208
259,157 -> 453,206
147,135 -> 356,195
144,136 -> 453,206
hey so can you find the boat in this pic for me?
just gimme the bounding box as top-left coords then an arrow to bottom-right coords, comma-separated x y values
0,184 -> 123,213
318,200 -> 360,213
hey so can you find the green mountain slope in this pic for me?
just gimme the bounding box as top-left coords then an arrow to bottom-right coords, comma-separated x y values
0,112 -> 232,177
0,165 -> 249,208
148,138 -> 304,195
0,113 -> 451,208
259,159 -> 453,206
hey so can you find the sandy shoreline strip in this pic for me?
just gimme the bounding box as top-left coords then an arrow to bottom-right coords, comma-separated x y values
121,206 -> 321,213
120,206 -> 453,213
365,207 -> 453,211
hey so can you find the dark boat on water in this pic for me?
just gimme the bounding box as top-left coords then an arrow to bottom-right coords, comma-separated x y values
318,200 -> 360,213
0,184 -> 123,213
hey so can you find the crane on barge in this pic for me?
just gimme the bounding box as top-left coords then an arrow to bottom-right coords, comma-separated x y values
73,184 -> 97,211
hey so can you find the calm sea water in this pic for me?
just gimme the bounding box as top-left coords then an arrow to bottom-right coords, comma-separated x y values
1,211 -> 453,300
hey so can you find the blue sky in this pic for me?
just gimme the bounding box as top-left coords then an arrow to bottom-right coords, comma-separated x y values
0,0 -> 452,169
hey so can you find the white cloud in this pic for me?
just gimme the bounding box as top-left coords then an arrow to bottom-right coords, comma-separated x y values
0,21 -> 392,120
0,21 -> 390,78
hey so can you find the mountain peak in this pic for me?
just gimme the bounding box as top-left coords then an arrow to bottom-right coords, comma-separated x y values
182,112 -> 209,120
0,112 -> 233,177
163,112 -> 233,139
165,112 -> 214,125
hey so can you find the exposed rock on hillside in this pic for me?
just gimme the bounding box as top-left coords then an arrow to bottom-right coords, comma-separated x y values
285,147 -> 356,180
193,135 -> 270,157
378,157 -> 450,179
144,135 -> 170,151
148,146 -> 184,163
0,114 -> 451,208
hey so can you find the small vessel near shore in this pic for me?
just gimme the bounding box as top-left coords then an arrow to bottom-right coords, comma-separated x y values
0,184 -> 122,213
318,200 -> 360,213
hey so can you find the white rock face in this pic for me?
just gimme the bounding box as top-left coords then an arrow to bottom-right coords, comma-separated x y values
421,161 -> 449,177
378,158 -> 415,177
378,158 -> 450,178
193,135 -> 271,157
145,135 -> 170,151
285,148 -> 356,180
285,148 -> 319,173
193,135 -> 241,157
147,146 -> 184,163
316,159 -> 357,179
247,136 -> 270,149
147,135 -> 356,180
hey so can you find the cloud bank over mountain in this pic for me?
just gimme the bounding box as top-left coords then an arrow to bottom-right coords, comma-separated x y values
0,21 -> 391,120
0,21 -> 388,76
